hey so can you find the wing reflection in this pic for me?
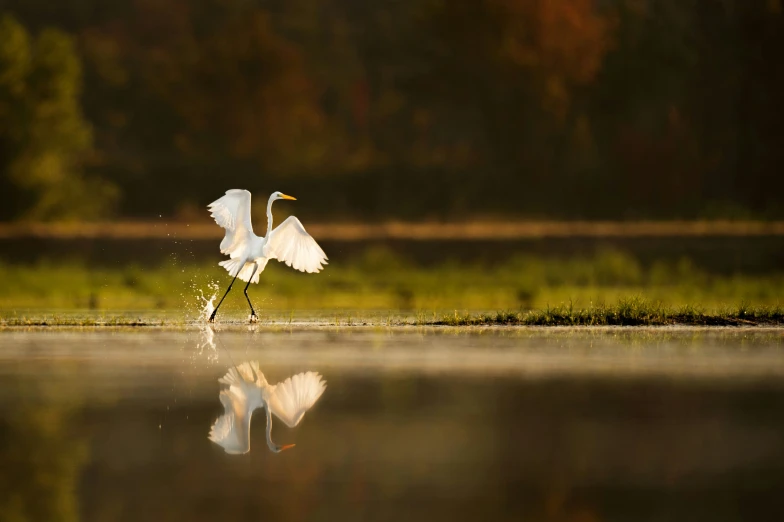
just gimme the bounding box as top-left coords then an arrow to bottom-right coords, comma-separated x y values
209,361 -> 326,454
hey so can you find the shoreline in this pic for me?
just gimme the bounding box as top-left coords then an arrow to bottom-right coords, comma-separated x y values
2,219 -> 784,241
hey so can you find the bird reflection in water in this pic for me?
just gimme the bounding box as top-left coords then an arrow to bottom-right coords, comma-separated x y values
209,361 -> 326,454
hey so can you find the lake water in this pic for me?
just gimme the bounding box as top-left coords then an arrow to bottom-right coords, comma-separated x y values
1,327 -> 783,521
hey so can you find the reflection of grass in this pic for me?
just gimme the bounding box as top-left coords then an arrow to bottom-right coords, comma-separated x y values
0,248 -> 782,315
0,369 -> 90,522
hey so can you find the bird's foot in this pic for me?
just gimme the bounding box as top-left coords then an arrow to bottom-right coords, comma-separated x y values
249,312 -> 258,324
208,311 -> 217,323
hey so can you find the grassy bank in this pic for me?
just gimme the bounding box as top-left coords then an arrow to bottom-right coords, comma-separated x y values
2,300 -> 783,327
434,300 -> 784,327
2,220 -> 784,240
0,248 -> 783,314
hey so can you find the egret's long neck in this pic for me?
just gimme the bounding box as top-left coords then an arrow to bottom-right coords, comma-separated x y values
266,195 -> 276,238
264,403 -> 277,452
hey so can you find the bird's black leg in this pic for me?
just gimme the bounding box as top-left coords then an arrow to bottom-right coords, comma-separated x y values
209,274 -> 238,322
244,263 -> 259,323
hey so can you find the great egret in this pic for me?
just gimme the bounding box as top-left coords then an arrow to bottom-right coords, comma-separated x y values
208,361 -> 326,454
207,189 -> 328,323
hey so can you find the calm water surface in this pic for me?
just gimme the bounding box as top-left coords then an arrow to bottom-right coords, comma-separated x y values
1,328 -> 783,521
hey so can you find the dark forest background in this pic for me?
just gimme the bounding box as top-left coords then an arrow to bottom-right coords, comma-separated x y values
1,0 -> 782,222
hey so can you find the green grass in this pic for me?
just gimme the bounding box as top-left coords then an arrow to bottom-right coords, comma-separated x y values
1,299 -> 782,327
0,247 -> 782,319
434,299 -> 784,327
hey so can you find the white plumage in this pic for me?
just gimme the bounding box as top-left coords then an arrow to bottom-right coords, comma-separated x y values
208,189 -> 327,281
268,216 -> 329,274
206,189 -> 327,321
208,361 -> 327,454
209,189 -> 255,259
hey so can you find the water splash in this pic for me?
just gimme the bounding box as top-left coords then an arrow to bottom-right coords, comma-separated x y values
196,282 -> 219,322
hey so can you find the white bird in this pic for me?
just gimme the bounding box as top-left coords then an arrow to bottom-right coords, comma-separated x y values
207,189 -> 328,322
208,361 -> 327,454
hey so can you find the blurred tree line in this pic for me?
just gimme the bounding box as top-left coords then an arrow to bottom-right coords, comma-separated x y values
0,0 -> 782,221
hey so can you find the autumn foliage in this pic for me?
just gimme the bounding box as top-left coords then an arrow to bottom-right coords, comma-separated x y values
0,0 -> 782,220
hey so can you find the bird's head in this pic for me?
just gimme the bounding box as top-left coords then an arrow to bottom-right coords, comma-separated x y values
272,443 -> 296,453
271,191 -> 296,202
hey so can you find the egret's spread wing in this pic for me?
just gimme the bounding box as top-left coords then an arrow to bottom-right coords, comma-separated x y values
267,216 -> 328,273
208,388 -> 253,454
265,372 -> 326,428
208,189 -> 255,261
208,189 -> 254,235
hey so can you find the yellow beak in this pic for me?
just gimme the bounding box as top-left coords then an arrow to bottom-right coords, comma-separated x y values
280,443 -> 296,451
280,194 -> 297,201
